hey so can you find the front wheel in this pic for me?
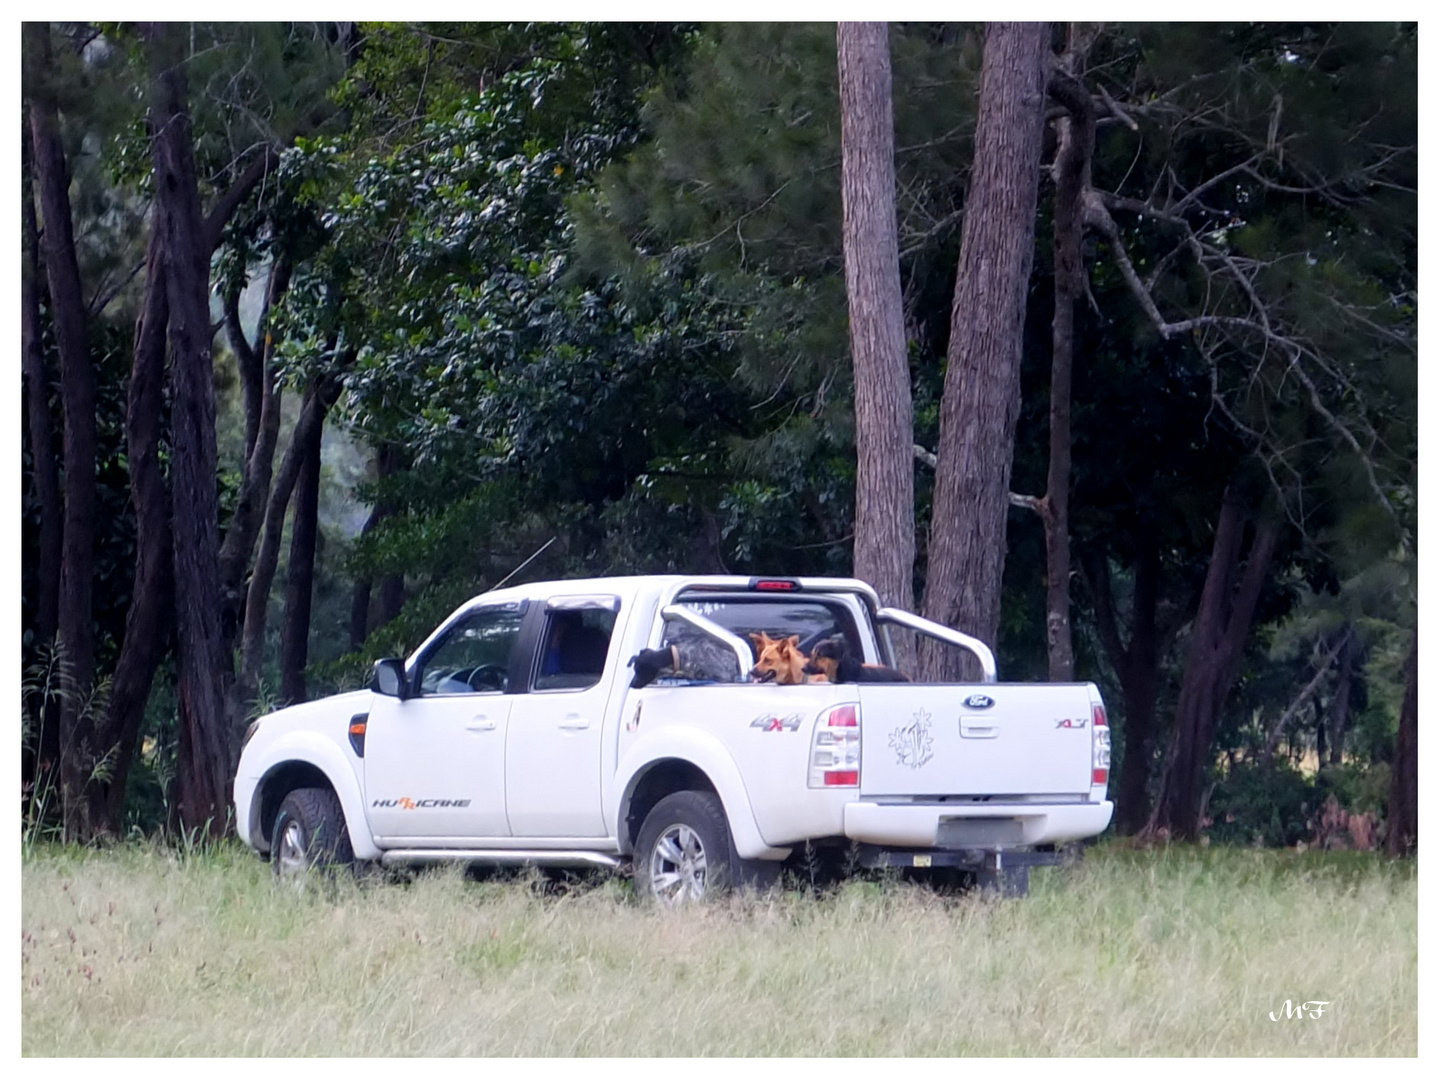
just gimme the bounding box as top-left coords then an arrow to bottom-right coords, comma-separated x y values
272,787 -> 353,878
634,791 -> 733,905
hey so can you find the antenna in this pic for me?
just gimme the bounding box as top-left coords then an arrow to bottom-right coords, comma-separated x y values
490,536 -> 557,592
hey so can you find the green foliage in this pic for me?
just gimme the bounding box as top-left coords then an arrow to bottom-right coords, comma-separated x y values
22,23 -> 1417,851
1207,755 -> 1394,850
1315,761 -> 1391,818
1207,759 -> 1317,847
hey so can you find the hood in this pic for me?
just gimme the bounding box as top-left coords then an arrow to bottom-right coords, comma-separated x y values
256,689 -> 374,732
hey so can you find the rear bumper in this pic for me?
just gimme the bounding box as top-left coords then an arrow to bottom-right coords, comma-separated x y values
843,799 -> 1113,848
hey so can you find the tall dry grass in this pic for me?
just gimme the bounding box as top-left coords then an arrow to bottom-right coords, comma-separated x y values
21,841 -> 1415,1056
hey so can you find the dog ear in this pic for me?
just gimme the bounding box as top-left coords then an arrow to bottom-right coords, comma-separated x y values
749,632 -> 765,647
785,635 -> 800,647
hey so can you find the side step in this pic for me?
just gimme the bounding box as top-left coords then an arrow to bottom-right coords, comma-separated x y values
379,849 -> 625,870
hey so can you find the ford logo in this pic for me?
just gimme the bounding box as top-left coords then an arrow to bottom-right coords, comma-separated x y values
963,693 -> 995,709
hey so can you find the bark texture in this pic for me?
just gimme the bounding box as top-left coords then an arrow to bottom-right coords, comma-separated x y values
348,445 -> 405,650
1038,58 -> 1095,682
838,22 -> 916,642
239,375 -> 343,705
280,425 -> 324,704
27,22 -> 102,837
1083,538 -> 1164,835
21,115 -> 64,799
99,224 -> 176,831
148,25 -> 233,835
21,121 -> 62,662
1385,631 -> 1417,856
1147,492 -> 1281,841
218,257 -> 291,654
1327,626 -> 1354,765
921,22 -> 1050,681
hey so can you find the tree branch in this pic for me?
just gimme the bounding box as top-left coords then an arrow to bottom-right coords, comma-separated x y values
1261,630 -> 1347,763
203,146 -> 280,254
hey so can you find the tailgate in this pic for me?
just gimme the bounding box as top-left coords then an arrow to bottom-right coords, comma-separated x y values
857,684 -> 1095,797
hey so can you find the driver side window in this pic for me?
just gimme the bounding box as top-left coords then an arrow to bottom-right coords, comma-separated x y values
414,607 -> 526,696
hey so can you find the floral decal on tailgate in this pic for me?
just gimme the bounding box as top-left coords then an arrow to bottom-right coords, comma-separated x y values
889,708 -> 935,769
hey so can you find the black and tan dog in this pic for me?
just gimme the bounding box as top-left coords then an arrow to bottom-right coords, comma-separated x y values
803,638 -> 910,684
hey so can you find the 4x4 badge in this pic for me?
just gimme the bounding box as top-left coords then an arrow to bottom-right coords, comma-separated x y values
963,693 -> 995,709
751,713 -> 802,732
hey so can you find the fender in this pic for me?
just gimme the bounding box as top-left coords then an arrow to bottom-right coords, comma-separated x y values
615,725 -> 789,861
246,729 -> 382,861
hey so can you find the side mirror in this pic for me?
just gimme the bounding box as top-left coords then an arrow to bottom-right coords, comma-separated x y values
371,658 -> 409,700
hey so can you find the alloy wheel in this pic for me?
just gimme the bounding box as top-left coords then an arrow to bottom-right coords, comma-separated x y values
648,823 -> 708,904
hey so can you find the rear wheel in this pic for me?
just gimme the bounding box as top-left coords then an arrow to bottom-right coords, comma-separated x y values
634,791 -> 733,905
272,787 -> 353,878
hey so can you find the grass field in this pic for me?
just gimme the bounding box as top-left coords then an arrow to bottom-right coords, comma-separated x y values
21,840 -> 1416,1056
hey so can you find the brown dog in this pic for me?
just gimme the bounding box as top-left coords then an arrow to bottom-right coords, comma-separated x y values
749,632 -> 826,685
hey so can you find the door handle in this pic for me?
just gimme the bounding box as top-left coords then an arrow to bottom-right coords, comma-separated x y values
960,717 -> 997,739
558,715 -> 590,730
467,718 -> 497,732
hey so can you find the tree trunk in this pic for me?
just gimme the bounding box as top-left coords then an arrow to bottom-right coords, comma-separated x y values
1038,55 -> 1095,683
837,22 -> 916,660
147,24 -> 233,836
21,115 -> 61,661
98,224 -> 176,833
218,257 -> 291,654
280,425 -> 324,704
239,376 -> 342,705
349,445 -> 395,650
1327,625 -> 1354,765
27,22 -> 102,839
21,110 -> 64,806
379,572 -> 407,626
1385,630 -> 1416,856
349,577 -> 373,654
376,444 -> 408,626
1083,537 -> 1162,835
1147,491 -> 1281,841
920,22 -> 1049,681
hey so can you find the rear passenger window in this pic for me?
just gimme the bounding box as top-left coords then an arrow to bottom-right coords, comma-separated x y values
534,604 -> 618,691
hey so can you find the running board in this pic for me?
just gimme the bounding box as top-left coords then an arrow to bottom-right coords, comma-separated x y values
379,848 -> 625,870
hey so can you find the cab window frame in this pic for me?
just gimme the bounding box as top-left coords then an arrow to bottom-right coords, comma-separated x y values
525,597 -> 621,694
409,601 -> 530,697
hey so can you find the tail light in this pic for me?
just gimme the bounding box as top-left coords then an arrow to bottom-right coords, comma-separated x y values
809,704 -> 860,788
1091,704 -> 1109,787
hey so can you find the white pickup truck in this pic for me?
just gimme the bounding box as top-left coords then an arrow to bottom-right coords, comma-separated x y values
234,575 -> 1113,900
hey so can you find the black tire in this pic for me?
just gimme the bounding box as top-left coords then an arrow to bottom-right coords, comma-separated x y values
271,787 -> 354,877
634,791 -> 734,905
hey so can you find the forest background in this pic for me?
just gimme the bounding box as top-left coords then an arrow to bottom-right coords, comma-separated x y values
17,22 -> 1417,855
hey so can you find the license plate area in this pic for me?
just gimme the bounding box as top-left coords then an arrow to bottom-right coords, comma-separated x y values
936,818 -> 1025,846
